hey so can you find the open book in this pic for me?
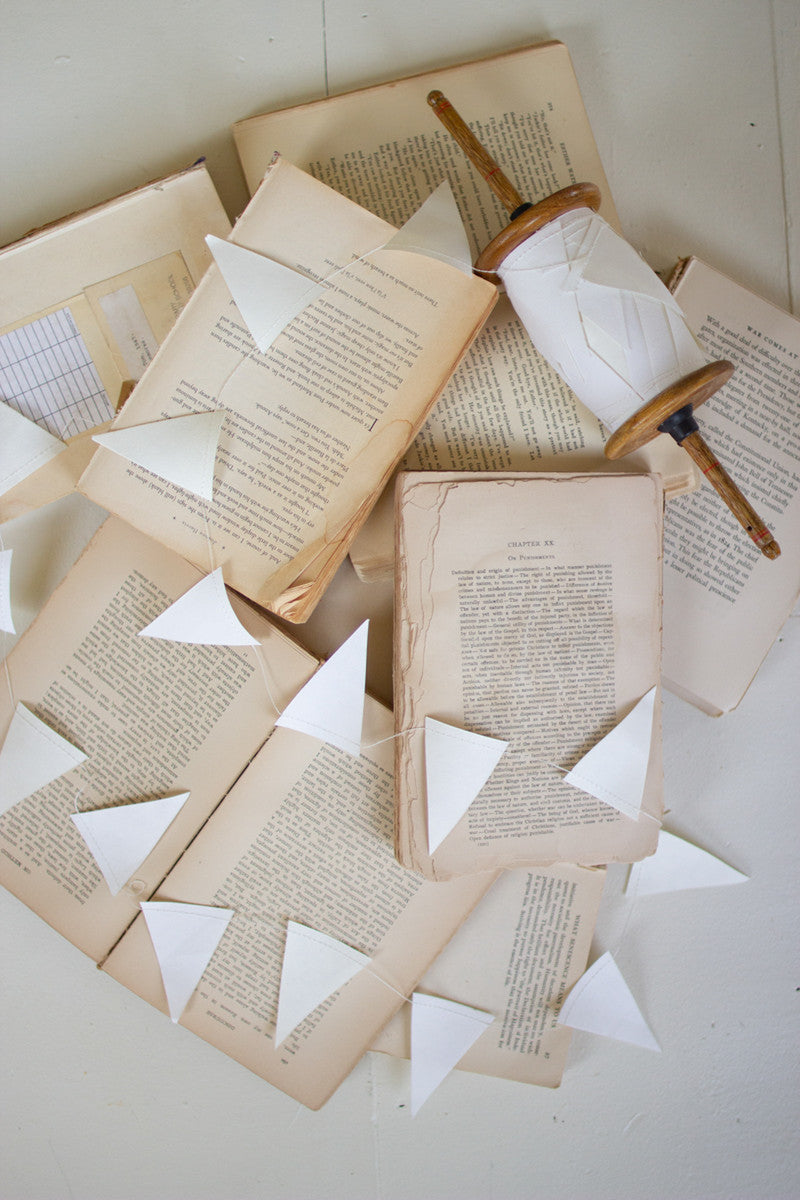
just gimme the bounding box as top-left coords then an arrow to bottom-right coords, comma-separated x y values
79,157 -> 495,623
394,472 -> 664,880
0,163 -> 231,522
0,517 -> 494,1109
233,40 -> 694,580
663,258 -> 800,714
371,861 -> 606,1090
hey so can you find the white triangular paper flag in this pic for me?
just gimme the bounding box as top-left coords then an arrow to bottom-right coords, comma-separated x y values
276,620 -> 368,756
0,548 -> 14,633
411,993 -> 495,1115
557,950 -> 660,1051
274,920 -> 370,1045
0,702 -> 87,816
140,900 -> 233,1022
71,792 -> 190,894
385,182 -> 473,273
0,402 -> 65,494
93,409 -> 225,501
562,687 -> 657,819
137,568 -> 259,646
425,717 -> 508,853
206,234 -> 325,353
627,828 -> 748,896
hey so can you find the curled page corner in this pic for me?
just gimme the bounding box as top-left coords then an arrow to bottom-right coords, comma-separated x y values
0,702 -> 87,816
557,950 -> 660,1052
410,993 -> 495,1115
562,687 -> 657,819
206,234 -> 325,353
137,568 -> 260,646
71,791 -> 190,895
92,409 -> 225,501
0,548 -> 15,634
424,717 -> 508,853
140,900 -> 233,1023
384,181 -> 473,274
626,828 -> 748,896
273,920 -> 371,1046
0,401 -> 66,494
276,620 -> 368,756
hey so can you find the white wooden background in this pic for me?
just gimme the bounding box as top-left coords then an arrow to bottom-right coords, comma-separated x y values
1,3 -> 798,1198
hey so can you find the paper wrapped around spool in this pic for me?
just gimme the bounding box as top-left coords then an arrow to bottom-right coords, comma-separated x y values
495,207 -> 710,434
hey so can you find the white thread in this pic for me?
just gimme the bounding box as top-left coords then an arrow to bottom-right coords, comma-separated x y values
498,207 -> 709,432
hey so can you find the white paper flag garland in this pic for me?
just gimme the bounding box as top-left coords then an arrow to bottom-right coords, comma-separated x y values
92,409 -> 225,501
562,687 -> 657,820
0,702 -> 87,816
384,182 -> 473,274
410,993 -> 495,1115
424,717 -> 508,853
0,548 -> 15,634
557,950 -> 660,1052
274,920 -> 371,1046
137,568 -> 259,646
140,900 -> 233,1022
206,234 -> 326,353
627,828 -> 748,897
276,620 -> 368,756
71,792 -> 190,894
0,402 -> 66,494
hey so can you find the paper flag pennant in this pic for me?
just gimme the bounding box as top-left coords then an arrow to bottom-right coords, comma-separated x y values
627,828 -> 748,897
206,234 -> 325,353
0,402 -> 65,494
93,409 -> 225,501
276,620 -> 368,756
384,182 -> 473,274
0,702 -> 87,816
137,568 -> 259,646
424,717 -> 508,853
140,900 -> 233,1022
557,950 -> 660,1052
562,687 -> 657,819
274,920 -> 370,1046
0,549 -> 14,634
71,792 -> 190,894
410,993 -> 495,1114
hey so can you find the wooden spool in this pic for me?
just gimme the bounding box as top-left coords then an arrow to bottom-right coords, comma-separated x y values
427,90 -> 780,559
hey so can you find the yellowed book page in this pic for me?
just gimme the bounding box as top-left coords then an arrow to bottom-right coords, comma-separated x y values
0,163 -> 230,519
663,258 -> 800,714
0,517 -> 318,963
233,38 -> 692,527
371,863 -> 605,1088
350,296 -> 687,580
102,701 -> 496,1110
79,158 -> 495,623
395,472 -> 663,879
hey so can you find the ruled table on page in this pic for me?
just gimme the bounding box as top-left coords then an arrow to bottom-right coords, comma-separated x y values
0,307 -> 113,438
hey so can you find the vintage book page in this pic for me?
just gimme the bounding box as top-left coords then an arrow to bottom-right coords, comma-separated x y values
664,258 -> 800,714
371,862 -> 606,1088
0,517 -> 317,963
0,163 -> 230,521
102,700 -> 496,1110
79,157 -> 495,623
233,38 -> 692,582
395,472 -> 663,879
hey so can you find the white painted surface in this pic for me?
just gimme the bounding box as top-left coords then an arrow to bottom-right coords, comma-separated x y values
1,3 -> 798,1197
